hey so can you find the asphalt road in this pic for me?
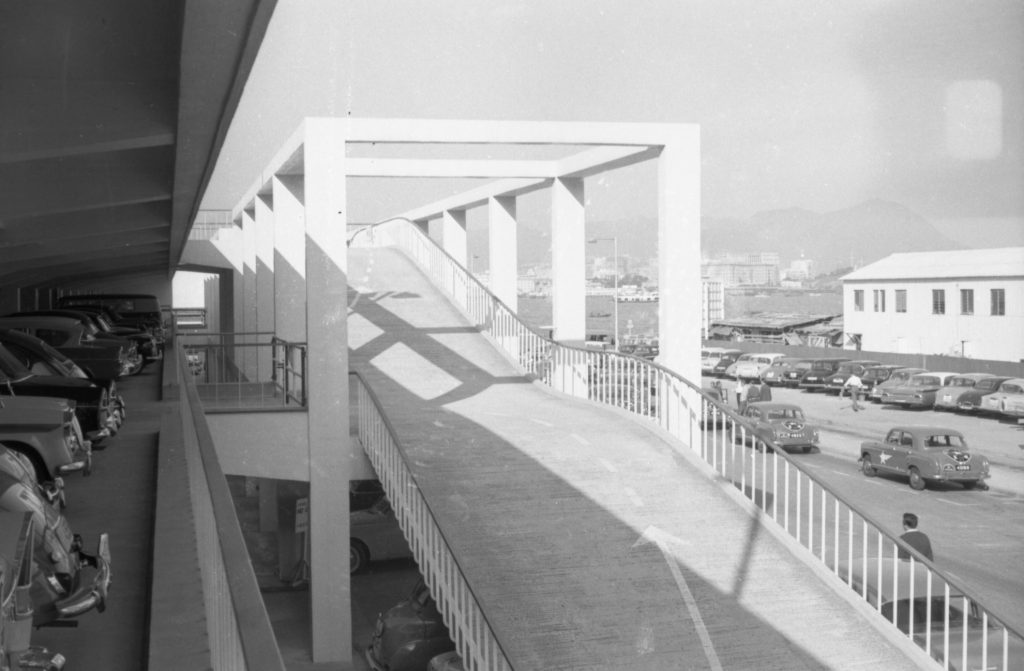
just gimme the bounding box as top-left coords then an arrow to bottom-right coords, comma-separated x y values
706,377 -> 1024,634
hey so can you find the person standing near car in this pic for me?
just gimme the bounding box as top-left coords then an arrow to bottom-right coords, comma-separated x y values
734,376 -> 749,412
898,512 -> 933,561
843,371 -> 864,411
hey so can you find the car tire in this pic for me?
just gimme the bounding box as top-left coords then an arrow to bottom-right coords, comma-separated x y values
350,539 -> 369,574
908,467 -> 926,491
860,454 -> 876,477
802,446 -> 812,454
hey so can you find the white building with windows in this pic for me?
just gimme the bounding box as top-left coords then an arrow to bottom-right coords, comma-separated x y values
841,247 -> 1024,361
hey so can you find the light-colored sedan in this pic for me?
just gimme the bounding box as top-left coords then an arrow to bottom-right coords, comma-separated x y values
349,496 -> 411,573
859,426 -> 990,490
738,401 -> 819,453
933,373 -> 997,411
880,371 -> 957,409
981,377 -> 1024,418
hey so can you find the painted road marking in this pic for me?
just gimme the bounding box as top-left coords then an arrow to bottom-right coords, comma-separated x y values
570,433 -> 591,446
530,418 -> 553,427
599,458 -> 618,473
623,486 -> 644,507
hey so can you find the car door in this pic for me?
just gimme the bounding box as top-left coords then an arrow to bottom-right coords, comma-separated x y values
876,429 -> 907,473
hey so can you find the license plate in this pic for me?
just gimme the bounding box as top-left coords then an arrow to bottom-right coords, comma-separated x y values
942,394 -> 951,402
955,464 -> 970,471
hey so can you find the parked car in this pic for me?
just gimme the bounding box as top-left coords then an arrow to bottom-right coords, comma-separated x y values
761,356 -> 803,387
64,306 -> 161,363
993,379 -> 1024,420
823,360 -> 883,395
0,470 -> 111,626
868,367 -> 927,403
0,511 -> 67,671
932,373 -> 997,412
955,376 -> 1014,414
840,559 -> 1024,669
980,377 -> 1024,417
729,352 -> 786,381
711,349 -> 744,377
860,364 -> 905,400
0,341 -> 118,443
0,392 -> 91,483
738,402 -> 819,453
350,479 -> 385,511
0,316 -> 128,383
777,358 -> 816,388
700,384 -> 729,428
350,497 -> 412,573
0,328 -> 125,433
8,310 -> 145,376
366,580 -> 455,671
880,372 -> 957,409
57,293 -> 165,349
0,445 -> 65,510
859,426 -> 990,490
701,347 -> 729,375
794,357 -> 850,391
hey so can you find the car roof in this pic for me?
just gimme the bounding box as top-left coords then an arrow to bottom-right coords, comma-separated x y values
949,373 -> 995,380
909,371 -> 957,378
886,426 -> 965,436
0,315 -> 81,328
999,377 -> 1024,386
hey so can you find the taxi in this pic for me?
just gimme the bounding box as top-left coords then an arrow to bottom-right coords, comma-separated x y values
859,426 -> 990,491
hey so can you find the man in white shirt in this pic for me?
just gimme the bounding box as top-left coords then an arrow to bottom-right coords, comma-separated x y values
843,372 -> 864,412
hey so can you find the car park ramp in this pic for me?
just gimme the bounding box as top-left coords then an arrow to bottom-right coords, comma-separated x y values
348,246 -> 931,670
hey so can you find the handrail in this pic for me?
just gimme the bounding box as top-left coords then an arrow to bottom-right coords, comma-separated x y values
353,216 -> 1022,670
351,370 -> 512,670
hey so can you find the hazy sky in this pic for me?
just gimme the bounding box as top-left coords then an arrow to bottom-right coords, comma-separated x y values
203,0 -> 1023,248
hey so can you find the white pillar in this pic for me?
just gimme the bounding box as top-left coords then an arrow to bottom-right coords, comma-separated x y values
441,208 -> 468,268
302,118 -> 351,663
550,177 -> 586,342
488,196 -> 518,312
658,126 -> 702,385
241,207 -> 258,379
272,175 -> 306,343
255,192 -> 275,380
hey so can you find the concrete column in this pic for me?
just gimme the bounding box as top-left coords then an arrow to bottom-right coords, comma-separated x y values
231,216 -> 245,382
488,196 -> 518,312
550,177 -> 586,342
657,127 -> 701,385
441,208 -> 468,268
241,207 -> 258,380
272,175 -> 306,343
302,118 -> 351,663
255,192 -> 275,381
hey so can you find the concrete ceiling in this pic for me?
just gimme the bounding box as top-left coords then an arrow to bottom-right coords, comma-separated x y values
0,0 -> 276,289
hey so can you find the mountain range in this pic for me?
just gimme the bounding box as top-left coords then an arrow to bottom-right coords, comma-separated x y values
517,200 -> 966,275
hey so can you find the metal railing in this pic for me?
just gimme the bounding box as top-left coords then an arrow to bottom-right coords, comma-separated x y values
352,371 -> 512,671
352,217 -> 1023,671
176,332 -> 307,410
149,338 -> 285,671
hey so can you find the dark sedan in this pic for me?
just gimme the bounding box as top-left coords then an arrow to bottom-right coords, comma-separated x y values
9,310 -> 146,375
953,376 -> 1013,414
0,316 -> 128,382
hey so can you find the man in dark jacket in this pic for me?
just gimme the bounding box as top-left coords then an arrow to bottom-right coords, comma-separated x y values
898,512 -> 933,561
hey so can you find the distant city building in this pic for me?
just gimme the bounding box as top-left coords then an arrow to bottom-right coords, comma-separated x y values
784,258 -> 814,281
702,252 -> 780,287
841,247 -> 1024,361
702,279 -> 725,338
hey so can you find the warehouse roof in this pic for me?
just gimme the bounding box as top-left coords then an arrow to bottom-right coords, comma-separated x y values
842,247 -> 1024,282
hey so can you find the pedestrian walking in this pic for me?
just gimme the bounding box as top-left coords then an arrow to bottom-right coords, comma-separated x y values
898,512 -> 934,561
734,376 -> 750,412
843,372 -> 864,411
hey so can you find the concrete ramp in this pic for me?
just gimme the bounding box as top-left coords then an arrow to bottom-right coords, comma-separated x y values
348,246 -> 927,670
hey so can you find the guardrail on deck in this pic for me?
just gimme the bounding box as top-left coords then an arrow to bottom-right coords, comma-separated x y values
352,217 -> 1023,671
150,338 -> 285,671
352,371 -> 512,671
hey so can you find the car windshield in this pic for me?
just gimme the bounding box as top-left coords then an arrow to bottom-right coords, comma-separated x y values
766,408 -> 804,420
0,345 -> 32,379
910,376 -> 940,386
1002,383 -> 1024,394
922,434 -> 966,449
949,377 -> 978,388
976,379 -> 1003,391
863,368 -> 891,382
794,362 -> 812,371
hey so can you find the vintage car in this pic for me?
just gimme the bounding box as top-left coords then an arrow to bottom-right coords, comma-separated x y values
793,357 -> 850,391
700,347 -> 730,375
428,651 -> 464,671
0,446 -> 64,510
0,393 -> 91,483
992,378 -> 1024,420
932,373 -> 997,412
711,349 -> 744,377
980,377 -> 1024,417
0,511 -> 67,671
840,559 -> 1023,670
366,580 -> 455,671
859,426 -> 990,490
0,471 -> 111,627
0,316 -> 128,383
760,356 -> 803,387
350,496 -> 411,573
860,364 -> 904,398
0,341 -> 119,443
729,352 -> 786,381
880,372 -> 957,409
823,359 -> 883,395
67,306 -> 161,362
868,367 -> 927,403
955,376 -> 1014,414
738,402 -> 819,453
0,328 -> 125,433
349,479 -> 385,511
57,293 -> 166,348
9,310 -> 146,376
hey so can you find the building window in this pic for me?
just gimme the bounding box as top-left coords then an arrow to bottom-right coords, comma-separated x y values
873,289 -> 886,312
991,288 -> 1005,316
932,289 -> 945,315
895,289 -> 907,313
854,290 -> 864,312
960,289 -> 974,315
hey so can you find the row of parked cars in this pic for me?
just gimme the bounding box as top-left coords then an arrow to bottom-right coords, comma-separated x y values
701,348 -> 1024,421
0,293 -> 164,670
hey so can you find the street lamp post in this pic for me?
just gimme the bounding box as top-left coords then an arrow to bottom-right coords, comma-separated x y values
588,237 -> 619,351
